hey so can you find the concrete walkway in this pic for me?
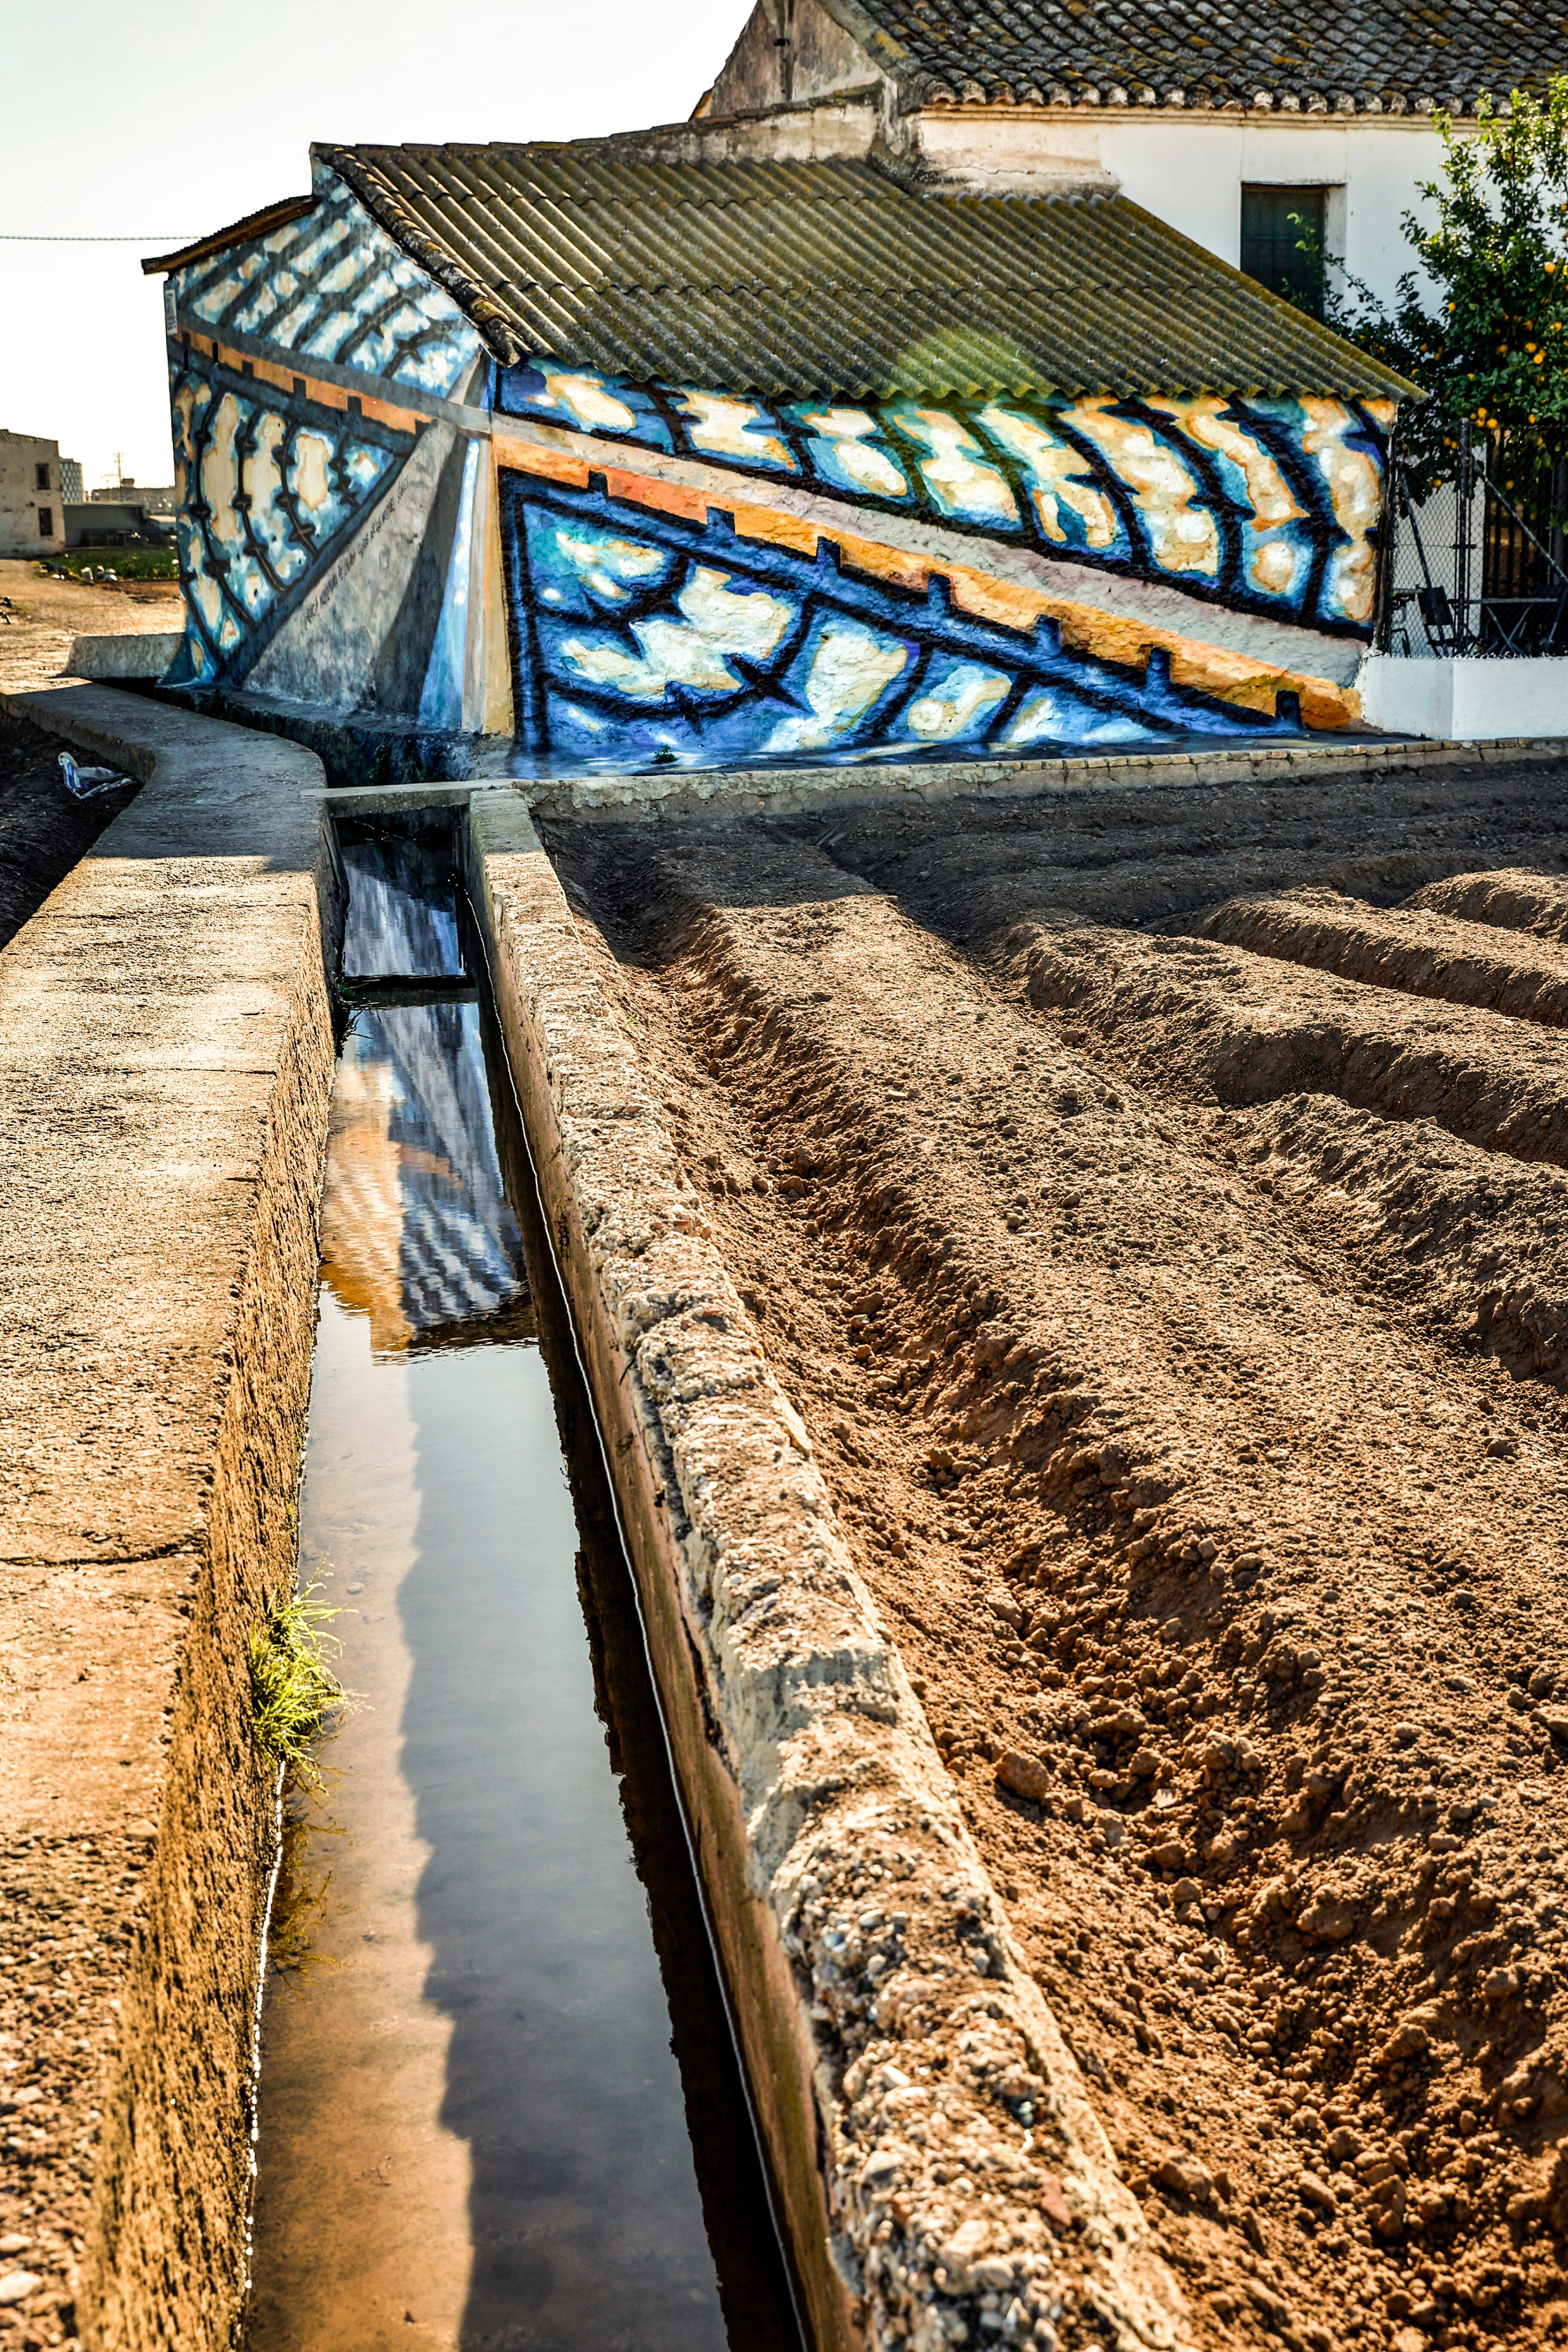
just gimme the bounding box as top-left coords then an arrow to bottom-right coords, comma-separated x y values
0,666 -> 338,2352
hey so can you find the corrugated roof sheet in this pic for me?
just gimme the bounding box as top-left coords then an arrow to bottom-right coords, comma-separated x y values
813,0 -> 1568,112
314,142 -> 1412,402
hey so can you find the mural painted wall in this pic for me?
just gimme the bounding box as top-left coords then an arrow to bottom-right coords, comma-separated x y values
500,475 -> 1306,767
172,175 -> 479,402
496,362 -> 1394,639
157,159 -> 1397,764
165,175 -> 485,697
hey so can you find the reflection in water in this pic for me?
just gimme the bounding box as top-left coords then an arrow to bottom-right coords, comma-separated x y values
319,1003 -> 527,1354
247,835 -> 797,2352
341,833 -> 464,981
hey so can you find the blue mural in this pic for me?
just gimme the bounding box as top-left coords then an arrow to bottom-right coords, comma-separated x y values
151,152 -> 1388,744
498,475 -> 1305,770
173,181 -> 482,403
496,363 -> 1393,637
167,341 -> 420,685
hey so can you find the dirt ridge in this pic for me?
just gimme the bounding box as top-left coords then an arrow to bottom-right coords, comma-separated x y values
1004,917 -> 1568,1173
1196,889 -> 1568,1031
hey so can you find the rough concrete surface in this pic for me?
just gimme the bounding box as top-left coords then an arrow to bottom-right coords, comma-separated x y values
0,671 -> 337,2352
469,792 -> 1193,2352
533,746 -> 1568,2352
513,736 -> 1568,833
62,638 -> 181,684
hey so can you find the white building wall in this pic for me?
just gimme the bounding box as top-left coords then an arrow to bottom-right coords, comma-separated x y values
1359,652 -> 1568,740
0,429 -> 65,558
911,111 -> 1449,310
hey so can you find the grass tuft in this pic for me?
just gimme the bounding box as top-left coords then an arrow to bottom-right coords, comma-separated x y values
248,1579 -> 351,1785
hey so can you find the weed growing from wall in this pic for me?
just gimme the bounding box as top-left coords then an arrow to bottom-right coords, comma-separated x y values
248,1578 -> 353,1785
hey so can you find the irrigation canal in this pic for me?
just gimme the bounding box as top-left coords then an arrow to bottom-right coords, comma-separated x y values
244,820 -> 802,2352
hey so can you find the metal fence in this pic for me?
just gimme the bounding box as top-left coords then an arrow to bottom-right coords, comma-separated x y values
1377,422 -> 1568,658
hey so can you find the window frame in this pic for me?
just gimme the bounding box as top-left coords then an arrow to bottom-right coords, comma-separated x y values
1240,184 -> 1331,319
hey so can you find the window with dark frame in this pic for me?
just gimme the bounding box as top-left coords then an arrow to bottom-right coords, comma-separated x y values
1240,185 -> 1328,318
34,462 -> 49,491
37,507 -> 53,536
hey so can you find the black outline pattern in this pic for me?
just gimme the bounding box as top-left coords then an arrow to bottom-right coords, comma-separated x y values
169,340 -> 418,687
496,364 -> 1390,640
497,472 -> 1304,770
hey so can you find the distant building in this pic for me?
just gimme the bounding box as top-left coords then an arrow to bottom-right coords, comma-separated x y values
65,493 -> 178,549
60,457 -> 84,505
0,430 -> 65,557
90,480 -> 176,514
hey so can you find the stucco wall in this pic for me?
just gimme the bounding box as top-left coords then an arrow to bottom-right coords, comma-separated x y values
707,0 -> 878,114
1358,653 -> 1568,741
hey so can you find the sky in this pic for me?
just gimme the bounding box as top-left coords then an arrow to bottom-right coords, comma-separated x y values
0,0 -> 753,491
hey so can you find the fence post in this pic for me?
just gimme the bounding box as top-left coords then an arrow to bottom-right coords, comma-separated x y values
1455,418 -> 1475,653
1373,410 -> 1400,652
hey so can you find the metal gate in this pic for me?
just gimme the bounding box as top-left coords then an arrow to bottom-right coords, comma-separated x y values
1376,419 -> 1568,657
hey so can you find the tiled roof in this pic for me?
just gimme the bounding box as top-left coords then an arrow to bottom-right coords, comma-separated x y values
316,142 -> 1411,400
820,0 -> 1568,112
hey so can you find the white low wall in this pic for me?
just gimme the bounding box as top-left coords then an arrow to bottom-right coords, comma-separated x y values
65,630 -> 183,681
1358,653 -> 1568,742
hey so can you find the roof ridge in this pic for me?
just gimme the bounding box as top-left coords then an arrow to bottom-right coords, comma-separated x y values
805,0 -> 1568,116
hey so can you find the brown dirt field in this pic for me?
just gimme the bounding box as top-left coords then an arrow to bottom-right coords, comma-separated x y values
542,752 -> 1568,2352
0,561 -> 181,630
0,559 -> 181,705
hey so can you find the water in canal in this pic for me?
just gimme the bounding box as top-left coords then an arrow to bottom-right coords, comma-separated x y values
245,822 -> 800,2352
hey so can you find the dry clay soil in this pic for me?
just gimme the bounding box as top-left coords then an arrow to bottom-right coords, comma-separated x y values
545,750 -> 1568,2352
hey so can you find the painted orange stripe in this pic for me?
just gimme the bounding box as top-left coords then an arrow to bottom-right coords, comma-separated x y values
185,331 -> 426,435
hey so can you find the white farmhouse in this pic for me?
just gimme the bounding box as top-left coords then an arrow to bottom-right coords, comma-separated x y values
695,0 -> 1564,308
0,429 -> 65,558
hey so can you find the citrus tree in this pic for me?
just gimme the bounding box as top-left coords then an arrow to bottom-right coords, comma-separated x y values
1319,77 -> 1568,496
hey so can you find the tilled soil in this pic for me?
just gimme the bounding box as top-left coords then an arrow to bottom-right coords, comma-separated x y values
0,713 -> 138,954
545,753 -> 1568,2352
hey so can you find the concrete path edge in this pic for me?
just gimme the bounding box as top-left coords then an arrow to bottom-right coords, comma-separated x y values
0,680 -> 340,2351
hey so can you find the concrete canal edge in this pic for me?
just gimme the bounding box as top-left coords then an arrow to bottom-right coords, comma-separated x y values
466,788 -> 1197,2352
0,681 -> 340,2351
0,661 -> 1207,2352
512,729 -> 1568,828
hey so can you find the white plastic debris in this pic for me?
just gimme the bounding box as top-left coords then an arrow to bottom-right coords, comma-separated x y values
58,750 -> 130,799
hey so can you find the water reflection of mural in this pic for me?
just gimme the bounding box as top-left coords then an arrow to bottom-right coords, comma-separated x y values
319,1003 -> 528,1354
500,475 -> 1304,768
340,835 -> 464,982
498,364 -> 1394,637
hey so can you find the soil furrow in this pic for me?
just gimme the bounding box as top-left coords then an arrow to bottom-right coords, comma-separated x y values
996,917 -> 1568,1173
548,813 -> 1568,2352
796,757 -> 1568,944
1195,890 -> 1568,1031
1209,1095 -> 1568,1390
1412,873 -> 1568,949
